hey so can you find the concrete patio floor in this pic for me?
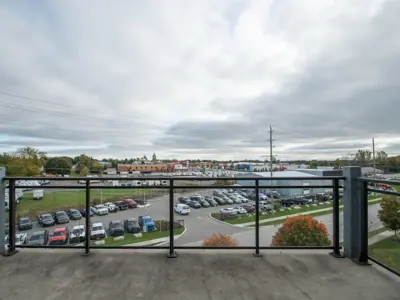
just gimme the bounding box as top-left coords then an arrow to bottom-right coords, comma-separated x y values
0,249 -> 399,300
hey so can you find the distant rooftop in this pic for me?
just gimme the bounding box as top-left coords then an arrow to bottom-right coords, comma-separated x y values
253,171 -> 317,178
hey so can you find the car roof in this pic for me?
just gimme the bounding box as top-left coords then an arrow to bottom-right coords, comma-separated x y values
111,220 -> 121,224
73,225 -> 85,229
54,227 -> 67,232
41,213 -> 52,217
92,222 -> 103,227
31,231 -> 46,235
20,217 -> 30,220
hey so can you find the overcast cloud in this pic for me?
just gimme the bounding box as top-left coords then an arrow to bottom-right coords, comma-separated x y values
0,0 -> 399,160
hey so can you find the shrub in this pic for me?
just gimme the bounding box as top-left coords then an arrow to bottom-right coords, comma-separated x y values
378,195 -> 400,236
271,215 -> 331,246
203,233 -> 239,247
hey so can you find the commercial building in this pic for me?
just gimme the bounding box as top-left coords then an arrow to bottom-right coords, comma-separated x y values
236,171 -> 333,197
117,163 -> 170,173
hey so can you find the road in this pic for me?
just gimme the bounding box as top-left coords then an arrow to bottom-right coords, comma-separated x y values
180,203 -> 382,246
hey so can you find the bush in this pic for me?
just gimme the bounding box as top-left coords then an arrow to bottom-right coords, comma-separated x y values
203,233 -> 239,247
271,215 -> 331,246
378,195 -> 400,236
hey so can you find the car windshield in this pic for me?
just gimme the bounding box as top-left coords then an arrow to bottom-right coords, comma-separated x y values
112,222 -> 121,227
128,220 -> 138,225
70,210 -> 79,215
30,234 -> 43,241
53,230 -> 66,236
56,212 -> 66,217
20,218 -> 30,224
72,228 -> 84,235
42,214 -> 52,220
93,226 -> 103,231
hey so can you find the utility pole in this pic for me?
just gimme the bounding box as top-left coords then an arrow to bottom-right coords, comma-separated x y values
268,125 -> 275,177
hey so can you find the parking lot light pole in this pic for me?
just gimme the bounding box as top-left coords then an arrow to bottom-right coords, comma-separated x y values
253,179 -> 262,257
84,180 -> 91,255
167,179 -> 177,258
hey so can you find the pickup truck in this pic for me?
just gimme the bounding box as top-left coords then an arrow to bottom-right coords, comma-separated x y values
138,216 -> 157,232
4,233 -> 28,250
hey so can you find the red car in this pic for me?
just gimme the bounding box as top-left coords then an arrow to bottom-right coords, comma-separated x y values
49,227 -> 70,245
122,199 -> 138,208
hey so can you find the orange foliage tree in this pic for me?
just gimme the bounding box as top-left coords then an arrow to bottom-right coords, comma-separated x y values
271,215 -> 331,246
203,233 -> 239,247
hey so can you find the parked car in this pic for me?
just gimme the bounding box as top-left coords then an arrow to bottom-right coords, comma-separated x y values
115,201 -> 128,210
53,211 -> 70,224
90,222 -> 106,240
124,218 -> 141,233
67,209 -> 82,220
69,225 -> 86,243
241,204 -> 256,213
259,201 -> 273,211
174,203 -> 190,215
27,230 -> 49,245
49,227 -> 70,245
223,197 -> 234,204
198,199 -> 210,208
38,214 -> 56,227
109,220 -> 124,236
138,216 -> 157,232
122,199 -> 138,208
79,207 -> 95,217
232,207 -> 247,214
220,208 -> 237,216
93,205 -> 109,216
178,197 -> 191,204
204,197 -> 218,207
213,196 -> 226,205
104,202 -> 118,213
315,193 -> 329,202
17,217 -> 32,231
188,200 -> 201,209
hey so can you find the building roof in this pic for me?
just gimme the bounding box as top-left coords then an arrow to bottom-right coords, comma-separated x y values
253,171 -> 317,178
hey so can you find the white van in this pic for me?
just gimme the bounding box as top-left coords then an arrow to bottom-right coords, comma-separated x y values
33,190 -> 44,200
174,203 -> 190,215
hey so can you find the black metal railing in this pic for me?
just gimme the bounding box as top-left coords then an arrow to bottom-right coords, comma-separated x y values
3,176 -> 343,257
358,177 -> 400,276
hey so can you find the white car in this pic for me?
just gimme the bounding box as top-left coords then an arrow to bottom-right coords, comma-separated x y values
90,223 -> 106,240
4,233 -> 27,250
103,202 -> 118,213
220,208 -> 238,216
232,207 -> 247,214
174,203 -> 190,215
93,205 -> 109,216
70,225 -> 86,243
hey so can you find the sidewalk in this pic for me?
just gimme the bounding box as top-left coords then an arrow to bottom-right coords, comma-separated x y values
368,230 -> 393,245
235,198 -> 381,227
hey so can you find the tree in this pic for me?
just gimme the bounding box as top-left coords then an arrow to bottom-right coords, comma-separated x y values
376,150 -> 388,171
354,149 -> 372,167
90,162 -> 102,173
309,160 -> 318,169
378,195 -> 400,237
80,166 -> 90,176
271,215 -> 331,246
44,157 -> 72,175
203,233 -> 238,247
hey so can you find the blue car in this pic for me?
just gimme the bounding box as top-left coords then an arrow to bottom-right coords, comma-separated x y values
79,207 -> 95,217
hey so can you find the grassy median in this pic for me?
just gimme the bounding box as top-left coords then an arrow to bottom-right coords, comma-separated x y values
100,227 -> 185,246
369,235 -> 400,272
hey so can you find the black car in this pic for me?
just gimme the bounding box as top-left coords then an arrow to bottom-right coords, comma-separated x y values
198,199 -> 210,208
27,230 -> 49,245
213,196 -> 226,205
38,214 -> 56,227
315,193 -> 329,202
188,200 -> 201,208
115,201 -> 128,210
178,197 -> 191,204
53,211 -> 70,224
109,220 -> 124,236
124,218 -> 141,233
204,197 -> 218,207
18,217 -> 33,231
67,209 -> 82,220
242,204 -> 256,213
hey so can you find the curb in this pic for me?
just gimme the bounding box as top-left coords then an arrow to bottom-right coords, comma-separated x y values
154,226 -> 188,246
208,213 -> 246,228
125,226 -> 187,247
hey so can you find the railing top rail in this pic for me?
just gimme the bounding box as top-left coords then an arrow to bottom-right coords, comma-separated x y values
358,177 -> 400,185
4,175 -> 345,181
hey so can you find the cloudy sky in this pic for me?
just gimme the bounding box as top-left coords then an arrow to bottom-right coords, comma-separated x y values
0,0 -> 399,160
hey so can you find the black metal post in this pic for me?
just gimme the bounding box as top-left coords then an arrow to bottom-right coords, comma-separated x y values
359,181 -> 369,264
167,180 -> 177,258
7,180 -> 17,255
84,180 -> 91,255
253,179 -> 262,257
331,179 -> 343,257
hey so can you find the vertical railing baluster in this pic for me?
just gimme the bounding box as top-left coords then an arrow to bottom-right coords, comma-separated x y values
167,179 -> 177,257
331,179 -> 342,257
8,180 -> 17,255
85,180 -> 91,255
254,179 -> 262,257
359,181 -> 369,263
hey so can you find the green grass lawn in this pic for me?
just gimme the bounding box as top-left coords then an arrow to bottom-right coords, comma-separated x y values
11,188 -> 166,219
369,235 -> 400,272
98,227 -> 185,246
